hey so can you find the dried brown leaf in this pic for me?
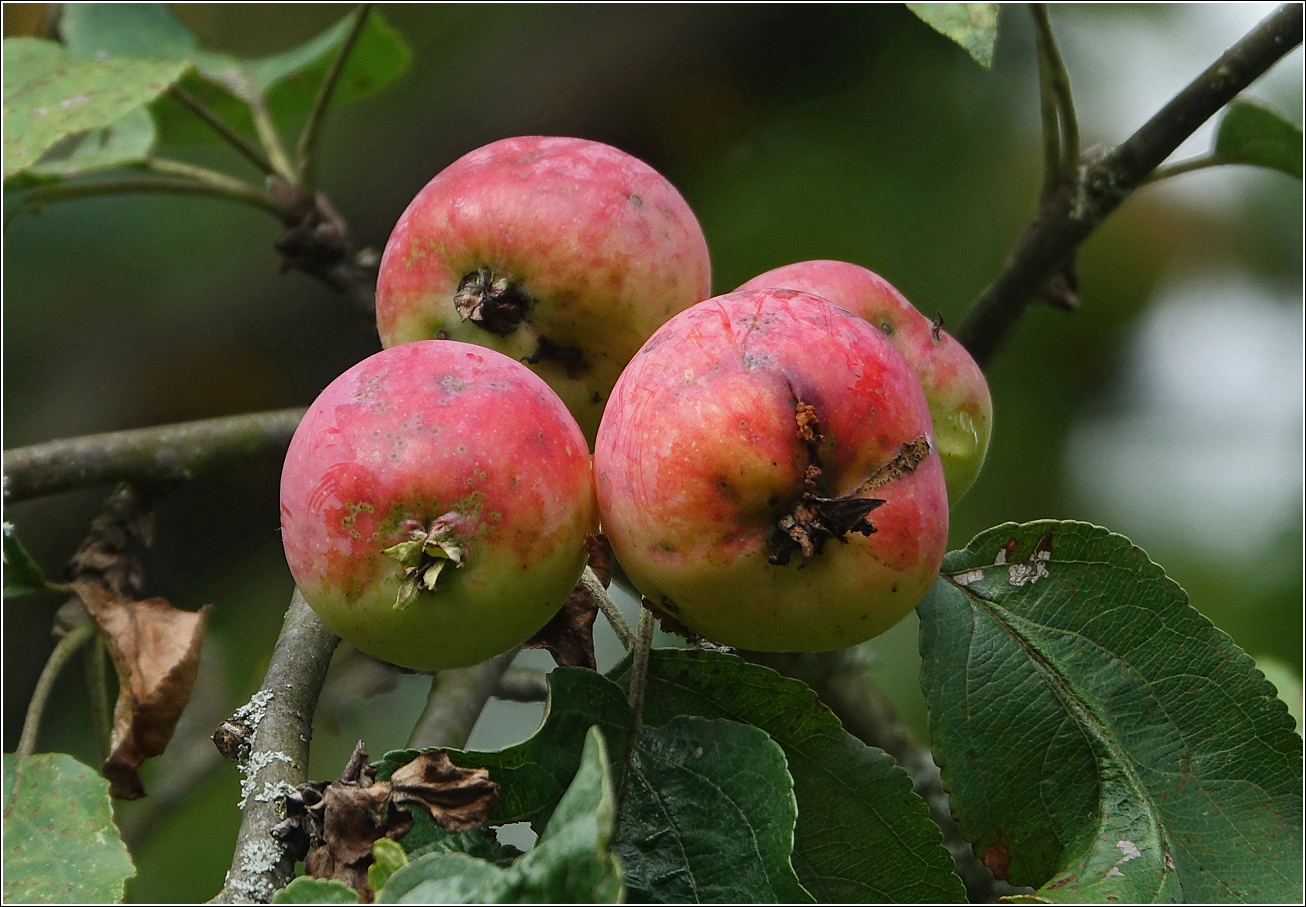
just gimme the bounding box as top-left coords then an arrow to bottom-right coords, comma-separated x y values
75,581 -> 212,799
523,584 -> 598,669
301,748 -> 499,900
585,533 -> 613,588
388,750 -> 499,832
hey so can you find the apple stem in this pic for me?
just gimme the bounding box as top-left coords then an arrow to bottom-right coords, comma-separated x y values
617,605 -> 656,804
584,567 -> 635,649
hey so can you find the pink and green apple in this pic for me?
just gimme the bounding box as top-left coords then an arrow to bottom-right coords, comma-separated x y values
280,340 -> 597,670
375,135 -> 712,445
594,289 -> 949,652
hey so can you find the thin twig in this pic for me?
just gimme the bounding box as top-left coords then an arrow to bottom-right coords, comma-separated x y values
213,589 -> 339,904
1032,4 -> 1063,198
14,615 -> 97,762
85,635 -> 112,765
1031,4 -> 1079,188
584,567 -> 636,649
248,96 -> 297,185
14,173 -> 287,221
956,2 -> 1302,367
168,85 -> 277,176
618,606 -> 657,804
1143,153 -> 1240,183
3,406 -> 307,503
143,157 -> 289,218
406,649 -> 519,750
297,4 -> 373,192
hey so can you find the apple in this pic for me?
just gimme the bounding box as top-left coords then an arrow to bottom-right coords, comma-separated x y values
737,260 -> 992,503
374,135 -> 712,444
594,289 -> 949,652
279,340 -> 597,670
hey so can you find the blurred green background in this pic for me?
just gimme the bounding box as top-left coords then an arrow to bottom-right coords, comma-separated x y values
3,4 -> 1301,902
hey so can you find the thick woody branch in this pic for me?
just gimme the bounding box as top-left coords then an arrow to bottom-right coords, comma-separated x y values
3,407 -> 306,504
956,2 -> 1303,367
406,649 -> 519,750
213,589 -> 339,903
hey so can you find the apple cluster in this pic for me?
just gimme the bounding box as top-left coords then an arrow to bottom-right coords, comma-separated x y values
279,136 -> 991,670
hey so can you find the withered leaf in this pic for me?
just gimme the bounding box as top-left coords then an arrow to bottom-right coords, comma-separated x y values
523,535 -> 613,669
301,748 -> 499,901
388,751 -> 499,832
523,584 -> 598,669
75,581 -> 212,800
585,533 -> 614,588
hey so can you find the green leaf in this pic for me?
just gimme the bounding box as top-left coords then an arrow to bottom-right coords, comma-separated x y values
2,36 -> 186,181
907,3 -> 999,69
369,838 -> 409,894
25,107 -> 156,182
400,815 -> 523,867
378,667 -> 632,832
617,715 -> 811,904
612,649 -> 965,903
273,877 -> 361,904
380,727 -> 623,903
3,521 -> 49,597
510,726 -> 624,902
377,852 -> 507,903
1214,99 -> 1303,179
2,37 -> 65,103
2,753 -> 136,903
1256,656 -> 1304,732
918,520 -> 1303,902
60,4 -> 411,147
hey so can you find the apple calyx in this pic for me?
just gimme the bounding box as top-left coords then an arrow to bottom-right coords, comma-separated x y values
382,515 -> 468,610
453,267 -> 533,337
767,401 -> 882,566
768,402 -> 932,567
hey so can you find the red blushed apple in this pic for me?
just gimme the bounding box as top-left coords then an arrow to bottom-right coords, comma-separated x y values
737,260 -> 993,504
594,289 -> 949,652
280,341 -> 597,671
375,135 -> 712,445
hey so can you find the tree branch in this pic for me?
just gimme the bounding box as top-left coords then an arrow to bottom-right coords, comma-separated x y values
406,649 -> 519,750
13,173 -> 288,222
494,667 -> 549,703
3,407 -> 307,504
214,589 -> 339,904
296,4 -> 373,192
956,2 -> 1303,367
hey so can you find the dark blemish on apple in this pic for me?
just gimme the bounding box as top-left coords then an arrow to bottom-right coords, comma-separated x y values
441,374 -> 465,394
435,329 -> 450,340
525,336 -> 588,377
629,194 -> 643,206
931,311 -> 945,341
880,321 -> 894,336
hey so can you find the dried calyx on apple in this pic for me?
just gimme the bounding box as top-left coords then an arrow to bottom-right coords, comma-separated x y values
279,340 -> 597,671
594,289 -> 950,653
374,135 -> 713,444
